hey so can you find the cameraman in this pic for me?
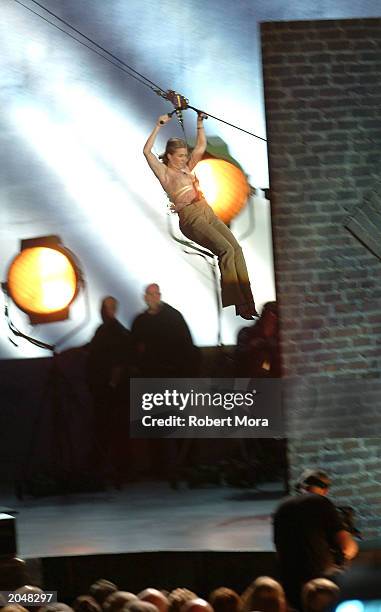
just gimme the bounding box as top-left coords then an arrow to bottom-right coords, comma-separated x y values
273,469 -> 358,608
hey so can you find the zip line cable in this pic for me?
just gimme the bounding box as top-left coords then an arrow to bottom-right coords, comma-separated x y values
27,0 -> 165,93
12,0 -> 267,142
188,105 -> 267,142
12,0 -> 167,95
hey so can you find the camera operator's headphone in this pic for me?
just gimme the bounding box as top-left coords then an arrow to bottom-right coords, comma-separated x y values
296,469 -> 331,492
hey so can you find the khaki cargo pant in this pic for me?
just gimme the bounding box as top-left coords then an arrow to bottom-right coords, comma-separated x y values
178,199 -> 254,308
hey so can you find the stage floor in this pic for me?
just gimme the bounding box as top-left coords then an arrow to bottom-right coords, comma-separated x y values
2,482 -> 282,558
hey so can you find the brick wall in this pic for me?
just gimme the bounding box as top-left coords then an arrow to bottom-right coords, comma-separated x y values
261,18 -> 381,537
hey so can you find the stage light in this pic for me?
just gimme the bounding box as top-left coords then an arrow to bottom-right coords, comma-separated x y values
6,236 -> 82,324
195,157 -> 250,224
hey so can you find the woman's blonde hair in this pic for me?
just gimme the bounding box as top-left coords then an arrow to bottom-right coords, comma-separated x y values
159,138 -> 188,165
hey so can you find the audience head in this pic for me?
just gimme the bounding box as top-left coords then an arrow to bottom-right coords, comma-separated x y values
168,589 -> 198,612
209,588 -> 241,612
138,589 -> 168,612
1,607 -> 28,612
259,302 -> 278,339
101,296 -> 119,323
103,592 -> 138,612
241,576 -> 286,612
144,284 -> 162,313
14,586 -> 45,612
90,580 -> 118,606
181,599 -> 212,612
73,596 -> 101,612
301,579 -> 340,612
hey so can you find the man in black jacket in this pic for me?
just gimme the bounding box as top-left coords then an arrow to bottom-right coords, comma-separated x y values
131,284 -> 199,378
87,296 -> 132,482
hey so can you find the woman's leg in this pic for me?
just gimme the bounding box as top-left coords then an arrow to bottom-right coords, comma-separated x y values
207,209 -> 255,307
179,202 -> 255,309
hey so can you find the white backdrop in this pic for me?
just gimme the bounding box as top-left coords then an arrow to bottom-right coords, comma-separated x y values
0,0 -> 379,358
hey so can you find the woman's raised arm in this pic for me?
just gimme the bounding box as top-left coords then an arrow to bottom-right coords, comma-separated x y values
143,114 -> 172,182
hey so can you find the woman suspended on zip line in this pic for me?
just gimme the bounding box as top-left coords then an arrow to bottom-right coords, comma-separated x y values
143,111 -> 258,320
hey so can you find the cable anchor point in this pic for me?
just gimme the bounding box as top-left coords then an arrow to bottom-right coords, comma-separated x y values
165,90 -> 189,126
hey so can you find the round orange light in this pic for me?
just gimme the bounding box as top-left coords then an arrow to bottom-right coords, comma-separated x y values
7,246 -> 78,316
195,158 -> 250,224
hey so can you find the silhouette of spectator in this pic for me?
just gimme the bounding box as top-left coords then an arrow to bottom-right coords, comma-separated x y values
131,284 -> 199,377
87,296 -> 132,391
235,301 -> 280,378
209,588 -> 241,612
73,596 -> 101,612
168,589 -> 198,612
90,580 -> 118,607
87,296 -> 132,482
241,577 -> 286,612
301,578 -> 340,612
131,286 -> 200,479
13,586 -> 45,612
234,301 -> 283,482
103,592 -> 137,612
0,556 -> 29,591
138,589 -> 168,612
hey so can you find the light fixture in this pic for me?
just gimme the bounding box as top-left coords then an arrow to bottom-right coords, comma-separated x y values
193,136 -> 251,225
195,157 -> 251,224
5,235 -> 82,324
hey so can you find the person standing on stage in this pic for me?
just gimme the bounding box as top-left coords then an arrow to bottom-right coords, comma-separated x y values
86,296 -> 132,483
143,113 -> 257,320
235,301 -> 280,377
131,283 -> 199,378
